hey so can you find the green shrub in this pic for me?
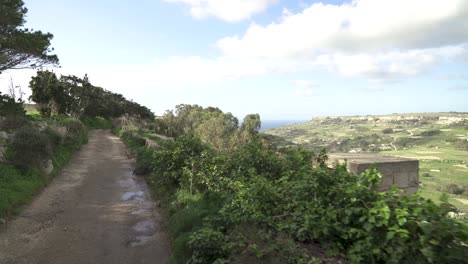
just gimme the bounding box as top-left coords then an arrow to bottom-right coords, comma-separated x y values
0,92 -> 28,130
382,128 -> 394,134
41,127 -> 62,151
188,227 -> 227,263
119,125 -> 468,264
445,184 -> 466,195
172,232 -> 193,264
395,137 -> 419,148
7,126 -> 52,170
170,206 -> 205,237
57,118 -> 87,144
422,172 -> 432,177
420,129 -> 441,137
81,116 -> 112,129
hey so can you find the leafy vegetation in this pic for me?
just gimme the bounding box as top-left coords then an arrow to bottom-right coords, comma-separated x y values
0,115 -> 87,219
154,104 -> 261,151
7,126 -> 52,170
0,0 -> 59,73
117,109 -> 468,264
29,71 -> 154,120
264,113 -> 468,212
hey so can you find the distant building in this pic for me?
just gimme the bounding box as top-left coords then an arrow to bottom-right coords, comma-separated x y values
328,153 -> 419,195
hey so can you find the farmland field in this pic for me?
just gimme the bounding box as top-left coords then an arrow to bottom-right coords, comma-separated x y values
263,112 -> 468,212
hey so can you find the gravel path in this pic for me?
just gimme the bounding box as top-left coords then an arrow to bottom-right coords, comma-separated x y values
0,130 -> 170,264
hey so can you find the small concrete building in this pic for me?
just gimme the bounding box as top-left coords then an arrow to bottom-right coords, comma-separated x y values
328,153 -> 419,195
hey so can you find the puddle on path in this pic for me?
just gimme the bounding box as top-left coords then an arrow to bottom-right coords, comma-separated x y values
118,179 -> 136,188
130,209 -> 148,215
133,220 -> 155,233
129,235 -> 155,247
121,191 -> 145,201
119,173 -> 162,248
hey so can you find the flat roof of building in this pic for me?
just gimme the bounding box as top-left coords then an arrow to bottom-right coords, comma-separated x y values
328,153 -> 417,165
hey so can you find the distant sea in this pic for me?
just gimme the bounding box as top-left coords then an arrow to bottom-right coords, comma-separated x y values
260,120 -> 307,131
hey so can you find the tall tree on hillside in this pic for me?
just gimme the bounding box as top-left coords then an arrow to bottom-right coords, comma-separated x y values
29,70 -> 60,116
0,0 -> 59,73
241,114 -> 261,135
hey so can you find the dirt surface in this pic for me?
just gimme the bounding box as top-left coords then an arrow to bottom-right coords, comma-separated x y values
0,130 -> 170,264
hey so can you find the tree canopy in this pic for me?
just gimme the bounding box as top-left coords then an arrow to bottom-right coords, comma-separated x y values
155,104 -> 262,151
0,0 -> 58,73
29,70 -> 154,120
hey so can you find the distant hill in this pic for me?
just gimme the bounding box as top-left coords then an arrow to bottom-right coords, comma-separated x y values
263,112 -> 468,153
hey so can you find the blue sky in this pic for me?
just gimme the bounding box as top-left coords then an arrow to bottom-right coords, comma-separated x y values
1,0 -> 467,120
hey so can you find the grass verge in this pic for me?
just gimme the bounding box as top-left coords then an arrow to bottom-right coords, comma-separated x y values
0,127 -> 88,220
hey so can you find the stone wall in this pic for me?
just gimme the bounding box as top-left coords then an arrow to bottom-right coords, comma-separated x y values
328,153 -> 419,195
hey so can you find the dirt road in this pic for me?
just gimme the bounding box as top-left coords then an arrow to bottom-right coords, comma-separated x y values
0,130 -> 170,264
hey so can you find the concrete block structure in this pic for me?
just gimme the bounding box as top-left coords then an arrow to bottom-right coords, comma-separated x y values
327,153 -> 419,195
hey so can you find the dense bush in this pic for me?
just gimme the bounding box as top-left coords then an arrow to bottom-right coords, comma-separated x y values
120,130 -> 468,264
420,129 -> 441,137
7,126 -> 52,170
80,116 -> 112,129
445,184 -> 466,195
56,118 -> 87,144
0,92 -> 27,130
382,128 -> 394,134
395,137 -> 419,148
41,127 -> 62,151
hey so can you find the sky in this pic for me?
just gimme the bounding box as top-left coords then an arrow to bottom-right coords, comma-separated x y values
1,0 -> 467,120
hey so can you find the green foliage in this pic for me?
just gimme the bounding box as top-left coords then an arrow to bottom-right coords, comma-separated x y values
80,116 -> 112,129
41,126 -> 62,151
241,113 -> 261,135
0,118 -> 87,219
154,104 -> 261,151
29,70 -> 61,116
0,0 -> 59,73
382,128 -> 394,134
0,91 -> 27,129
226,225 -> 323,264
28,71 -> 154,120
188,227 -> 227,263
118,112 -> 468,264
444,184 -> 466,195
6,126 -> 52,170
420,129 -> 441,137
150,136 -> 209,188
315,148 -> 328,168
56,117 -> 87,144
0,164 -> 45,218
223,167 -> 467,263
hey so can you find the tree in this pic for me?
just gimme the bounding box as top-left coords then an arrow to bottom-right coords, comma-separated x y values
0,0 -> 58,73
241,114 -> 261,135
29,70 -> 59,116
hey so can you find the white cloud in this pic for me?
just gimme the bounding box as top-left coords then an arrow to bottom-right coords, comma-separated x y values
0,56 -> 299,105
367,86 -> 385,92
216,0 -> 468,81
293,80 -> 318,88
294,88 -> 316,97
293,80 -> 318,97
3,0 -> 468,105
315,45 -> 466,82
164,0 -> 278,22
